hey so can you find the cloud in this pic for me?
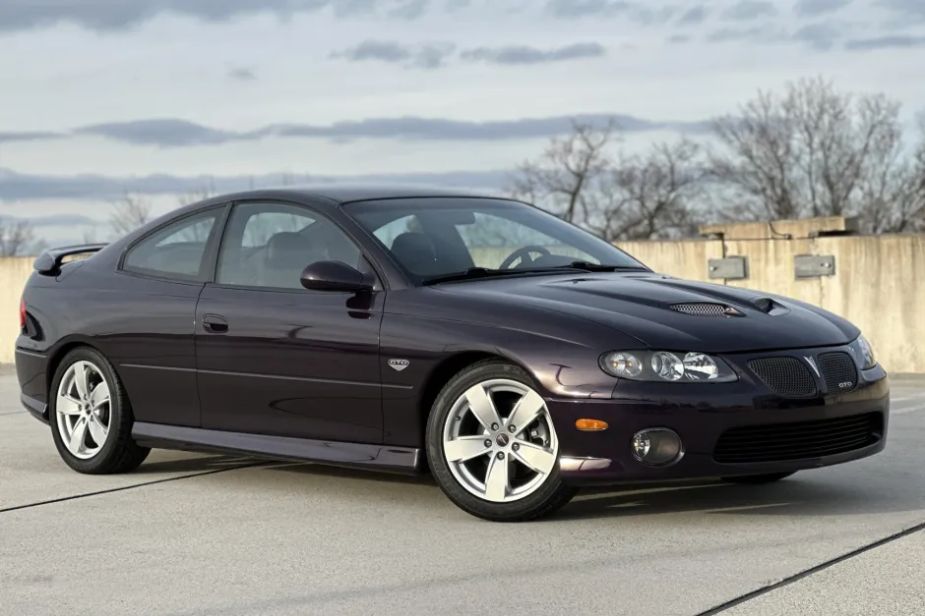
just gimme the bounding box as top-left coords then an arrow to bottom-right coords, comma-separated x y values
0,130 -> 64,143
878,0 -> 925,22
677,5 -> 708,25
668,34 -> 691,44
228,67 -> 257,81
460,43 -> 606,65
845,34 -> 925,50
546,0 -> 632,18
707,26 -> 768,43
2,113 -> 711,149
0,167 -> 511,202
794,0 -> 852,17
794,23 -> 842,50
722,1 -> 777,21
330,40 -> 455,69
0,0 -> 429,33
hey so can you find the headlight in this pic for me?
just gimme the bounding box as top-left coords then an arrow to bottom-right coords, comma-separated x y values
852,335 -> 877,370
600,350 -> 737,382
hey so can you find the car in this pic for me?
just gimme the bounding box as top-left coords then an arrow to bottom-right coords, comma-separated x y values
15,186 -> 890,521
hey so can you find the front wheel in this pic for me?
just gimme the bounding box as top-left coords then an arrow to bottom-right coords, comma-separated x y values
426,361 -> 576,521
49,347 -> 150,474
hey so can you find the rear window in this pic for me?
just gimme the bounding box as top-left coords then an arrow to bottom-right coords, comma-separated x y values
122,210 -> 219,281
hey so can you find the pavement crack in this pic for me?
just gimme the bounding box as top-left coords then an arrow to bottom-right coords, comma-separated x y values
0,462 -> 263,514
694,519 -> 925,616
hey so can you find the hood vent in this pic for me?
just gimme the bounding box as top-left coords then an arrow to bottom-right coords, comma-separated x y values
670,303 -> 744,317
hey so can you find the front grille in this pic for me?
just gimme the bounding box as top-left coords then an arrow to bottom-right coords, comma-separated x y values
820,352 -> 858,393
670,303 -> 729,317
748,357 -> 818,397
714,412 -> 883,464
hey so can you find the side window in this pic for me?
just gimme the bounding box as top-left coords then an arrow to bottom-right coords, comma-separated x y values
122,210 -> 219,281
217,202 -> 362,289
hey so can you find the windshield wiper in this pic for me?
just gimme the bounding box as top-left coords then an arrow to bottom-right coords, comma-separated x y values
558,261 -> 649,272
422,267 -> 514,286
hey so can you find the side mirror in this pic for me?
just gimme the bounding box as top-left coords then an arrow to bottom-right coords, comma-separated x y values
300,261 -> 373,293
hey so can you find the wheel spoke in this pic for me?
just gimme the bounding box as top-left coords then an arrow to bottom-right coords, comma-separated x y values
56,395 -> 82,416
87,415 -> 107,446
505,389 -> 546,435
89,381 -> 110,409
73,363 -> 90,400
512,440 -> 556,475
464,384 -> 502,431
68,417 -> 88,454
484,455 -> 510,501
444,436 -> 491,463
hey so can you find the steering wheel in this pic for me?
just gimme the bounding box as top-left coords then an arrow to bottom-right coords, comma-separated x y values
499,245 -> 552,270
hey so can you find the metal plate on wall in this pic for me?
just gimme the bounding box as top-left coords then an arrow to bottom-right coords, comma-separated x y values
795,255 -> 836,278
708,256 -> 748,280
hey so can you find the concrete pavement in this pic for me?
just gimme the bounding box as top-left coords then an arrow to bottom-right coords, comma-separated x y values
2,371 -> 923,615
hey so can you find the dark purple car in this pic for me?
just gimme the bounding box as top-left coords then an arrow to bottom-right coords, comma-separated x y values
16,187 -> 889,521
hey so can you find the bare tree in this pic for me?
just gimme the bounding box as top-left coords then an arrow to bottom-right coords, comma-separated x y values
588,140 -> 706,241
176,186 -> 214,208
508,121 -> 615,223
710,78 -> 924,232
0,219 -> 36,256
110,194 -> 153,236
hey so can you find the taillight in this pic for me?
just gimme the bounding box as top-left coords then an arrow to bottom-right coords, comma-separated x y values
19,298 -> 27,331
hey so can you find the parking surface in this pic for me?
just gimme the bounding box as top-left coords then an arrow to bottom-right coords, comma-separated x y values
2,370 -> 923,616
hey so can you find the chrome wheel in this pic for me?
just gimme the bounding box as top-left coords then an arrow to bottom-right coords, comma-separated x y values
442,378 -> 558,503
55,361 -> 111,459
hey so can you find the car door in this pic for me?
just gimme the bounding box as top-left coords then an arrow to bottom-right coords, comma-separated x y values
109,206 -> 226,427
195,200 -> 384,443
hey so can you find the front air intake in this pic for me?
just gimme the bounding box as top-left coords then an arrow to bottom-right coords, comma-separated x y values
748,357 -> 818,397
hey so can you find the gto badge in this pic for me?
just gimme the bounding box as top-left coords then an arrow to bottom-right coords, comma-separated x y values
388,359 -> 411,372
838,381 -> 854,390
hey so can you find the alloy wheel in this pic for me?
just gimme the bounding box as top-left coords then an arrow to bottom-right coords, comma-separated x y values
55,361 -> 112,459
442,378 -> 559,503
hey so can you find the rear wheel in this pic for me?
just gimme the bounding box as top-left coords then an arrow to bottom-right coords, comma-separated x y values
49,348 -> 149,474
722,472 -> 795,484
426,360 -> 576,521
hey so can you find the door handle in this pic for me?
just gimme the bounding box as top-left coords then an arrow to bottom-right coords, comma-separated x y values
202,314 -> 229,333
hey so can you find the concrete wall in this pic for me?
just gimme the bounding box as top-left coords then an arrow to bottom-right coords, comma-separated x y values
617,234 -> 925,374
4,233 -> 924,372
1,257 -> 36,365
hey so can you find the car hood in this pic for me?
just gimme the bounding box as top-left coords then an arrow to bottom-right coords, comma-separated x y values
435,272 -> 859,353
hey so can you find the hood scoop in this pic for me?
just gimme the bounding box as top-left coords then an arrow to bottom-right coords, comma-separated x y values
670,303 -> 745,317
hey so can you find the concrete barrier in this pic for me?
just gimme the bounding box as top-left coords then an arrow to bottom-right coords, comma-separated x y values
4,229 -> 923,372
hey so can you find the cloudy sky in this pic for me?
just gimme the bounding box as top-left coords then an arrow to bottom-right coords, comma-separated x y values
2,0 -> 925,245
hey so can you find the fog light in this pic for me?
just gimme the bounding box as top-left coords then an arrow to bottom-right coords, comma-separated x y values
631,428 -> 684,466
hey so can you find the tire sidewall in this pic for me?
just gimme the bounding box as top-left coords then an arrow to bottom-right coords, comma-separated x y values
426,360 -> 574,521
49,347 -> 128,473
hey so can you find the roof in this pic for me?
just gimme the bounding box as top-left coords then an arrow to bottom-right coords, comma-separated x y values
195,184 -> 498,209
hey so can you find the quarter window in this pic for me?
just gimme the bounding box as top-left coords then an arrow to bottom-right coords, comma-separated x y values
217,202 -> 362,289
122,210 -> 219,281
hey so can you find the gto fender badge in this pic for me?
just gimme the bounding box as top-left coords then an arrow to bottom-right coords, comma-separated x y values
388,359 -> 411,372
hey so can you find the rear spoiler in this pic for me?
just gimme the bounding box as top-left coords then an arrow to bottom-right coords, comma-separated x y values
34,244 -> 107,276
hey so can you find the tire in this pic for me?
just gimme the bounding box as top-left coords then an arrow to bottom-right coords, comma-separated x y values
722,472 -> 795,485
49,347 -> 150,474
426,360 -> 576,521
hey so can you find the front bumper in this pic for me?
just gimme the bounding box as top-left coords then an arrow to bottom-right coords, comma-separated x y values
550,347 -> 890,486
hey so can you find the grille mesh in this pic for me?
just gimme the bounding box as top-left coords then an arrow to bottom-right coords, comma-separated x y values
670,303 -> 729,317
748,357 -> 818,397
714,412 -> 882,464
819,352 -> 858,393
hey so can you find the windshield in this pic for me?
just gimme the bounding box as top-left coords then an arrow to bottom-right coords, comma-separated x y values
344,198 -> 647,284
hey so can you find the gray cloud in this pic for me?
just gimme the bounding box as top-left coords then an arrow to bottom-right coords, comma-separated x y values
879,0 -> 925,22
330,40 -> 455,69
722,1 -> 777,21
0,167 -> 510,202
0,0 -> 429,32
677,5 -> 708,25
794,0 -> 852,17
794,23 -> 842,50
460,43 -> 606,65
546,0 -> 632,18
668,34 -> 691,44
1,113 -> 710,149
0,130 -> 64,143
845,34 -> 925,50
708,26 -> 768,43
228,67 -> 257,81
